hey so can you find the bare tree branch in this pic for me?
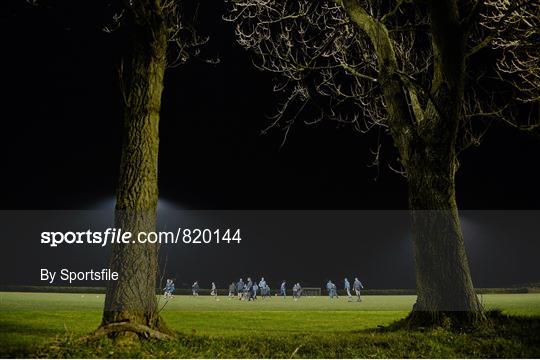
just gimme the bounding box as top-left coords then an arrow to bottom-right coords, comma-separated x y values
226,0 -> 539,162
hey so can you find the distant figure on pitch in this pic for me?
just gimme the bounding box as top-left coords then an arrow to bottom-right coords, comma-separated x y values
163,279 -> 175,299
344,278 -> 353,301
211,282 -> 218,300
259,277 -> 267,298
192,281 -> 200,296
327,280 -> 337,299
262,283 -> 271,298
280,280 -> 287,298
242,283 -> 249,300
246,277 -> 254,300
353,277 -> 364,302
252,283 -> 259,300
236,278 -> 245,300
228,282 -> 236,298
293,283 -> 302,300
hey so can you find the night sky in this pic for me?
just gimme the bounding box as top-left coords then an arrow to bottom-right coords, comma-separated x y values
0,0 -> 539,289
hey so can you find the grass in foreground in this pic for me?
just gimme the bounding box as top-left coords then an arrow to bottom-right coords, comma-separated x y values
1,292 -> 540,358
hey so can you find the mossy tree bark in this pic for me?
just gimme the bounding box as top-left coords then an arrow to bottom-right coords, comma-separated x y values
101,0 -> 170,338
407,152 -> 482,318
341,0 -> 483,323
406,1 -> 483,321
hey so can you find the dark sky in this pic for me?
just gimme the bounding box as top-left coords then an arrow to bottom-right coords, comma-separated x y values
0,0 -> 539,289
1,0 -> 539,210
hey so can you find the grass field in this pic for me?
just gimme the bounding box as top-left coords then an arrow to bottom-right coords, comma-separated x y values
1,292 -> 540,358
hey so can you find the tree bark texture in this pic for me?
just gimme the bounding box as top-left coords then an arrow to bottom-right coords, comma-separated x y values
406,0 -> 482,316
102,0 -> 169,334
341,0 -> 483,321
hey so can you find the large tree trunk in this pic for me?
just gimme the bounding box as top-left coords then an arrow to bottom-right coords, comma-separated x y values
404,0 -> 483,325
406,143 -> 483,324
338,0 -> 484,326
100,1 -> 169,338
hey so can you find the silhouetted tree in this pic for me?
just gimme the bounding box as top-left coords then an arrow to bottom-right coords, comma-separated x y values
226,0 -> 538,324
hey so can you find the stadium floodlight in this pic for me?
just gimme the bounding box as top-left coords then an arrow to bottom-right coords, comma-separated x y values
301,287 -> 322,297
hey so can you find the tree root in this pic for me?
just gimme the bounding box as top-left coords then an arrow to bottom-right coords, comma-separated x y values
87,322 -> 175,342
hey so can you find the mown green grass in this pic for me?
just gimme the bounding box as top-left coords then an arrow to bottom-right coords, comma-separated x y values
1,292 -> 539,358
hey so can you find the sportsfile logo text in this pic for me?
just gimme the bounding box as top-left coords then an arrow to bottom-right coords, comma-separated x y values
40,228 -> 243,247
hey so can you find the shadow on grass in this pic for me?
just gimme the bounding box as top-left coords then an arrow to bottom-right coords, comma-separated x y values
0,320 -> 82,358
4,312 -> 540,358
